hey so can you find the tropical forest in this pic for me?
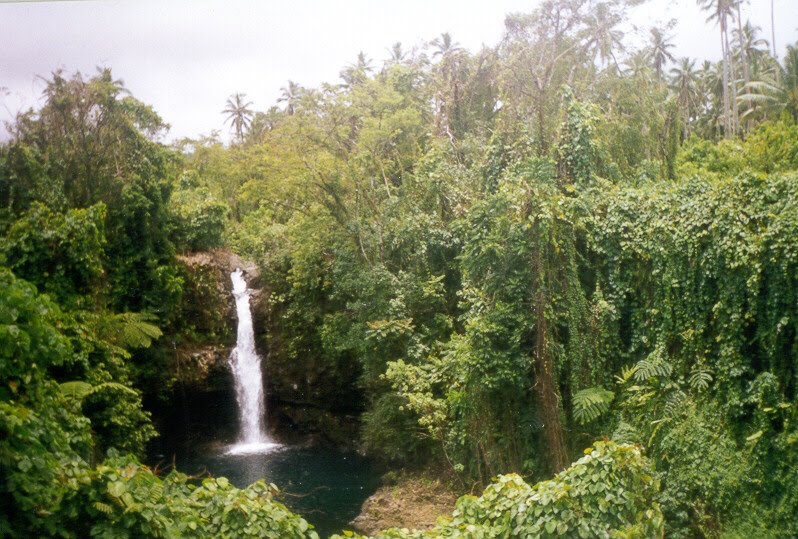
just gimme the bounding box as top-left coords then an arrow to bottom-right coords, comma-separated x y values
2,0 -> 798,537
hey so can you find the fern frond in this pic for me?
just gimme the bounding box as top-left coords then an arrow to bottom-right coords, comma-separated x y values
573,387 -> 615,425
663,390 -> 687,418
149,481 -> 164,504
92,382 -> 137,396
101,312 -> 163,349
616,364 -> 637,384
93,501 -> 114,515
689,369 -> 712,392
632,351 -> 672,382
60,381 -> 94,400
60,381 -> 137,402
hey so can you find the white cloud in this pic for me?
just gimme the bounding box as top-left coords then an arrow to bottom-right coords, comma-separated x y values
1,0 -> 795,142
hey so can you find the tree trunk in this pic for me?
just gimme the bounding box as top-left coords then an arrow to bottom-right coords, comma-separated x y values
720,18 -> 731,138
531,227 -> 569,474
737,4 -> 752,134
533,290 -> 569,473
536,86 -> 549,157
771,0 -> 777,59
727,25 -> 739,137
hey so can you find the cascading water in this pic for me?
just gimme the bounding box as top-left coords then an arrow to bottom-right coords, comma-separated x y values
227,268 -> 278,455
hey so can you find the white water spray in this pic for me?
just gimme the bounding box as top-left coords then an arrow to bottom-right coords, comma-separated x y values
227,269 -> 278,455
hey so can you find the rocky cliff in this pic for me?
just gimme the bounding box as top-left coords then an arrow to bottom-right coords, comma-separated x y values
157,249 -> 358,450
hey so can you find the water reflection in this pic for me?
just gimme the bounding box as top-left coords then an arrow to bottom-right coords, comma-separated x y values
177,445 -> 379,537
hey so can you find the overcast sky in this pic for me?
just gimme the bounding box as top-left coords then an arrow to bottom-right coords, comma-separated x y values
1,0 -> 796,143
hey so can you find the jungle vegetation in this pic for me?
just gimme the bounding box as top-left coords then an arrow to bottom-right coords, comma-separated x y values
2,0 -> 798,536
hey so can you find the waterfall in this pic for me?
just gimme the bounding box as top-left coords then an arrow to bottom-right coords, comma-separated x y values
227,268 -> 278,455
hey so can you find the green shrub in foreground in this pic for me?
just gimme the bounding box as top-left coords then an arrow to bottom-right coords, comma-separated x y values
336,441 -> 663,538
58,455 -> 318,539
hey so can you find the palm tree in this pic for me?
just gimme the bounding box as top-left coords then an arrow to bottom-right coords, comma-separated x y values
246,106 -> 282,143
582,2 -> 625,68
670,57 -> 700,138
386,42 -> 407,65
624,50 -> 653,79
647,27 -> 676,80
733,3 -> 749,90
738,45 -> 798,122
697,0 -> 739,137
429,33 -> 465,137
785,45 -> 798,97
340,52 -> 373,88
431,32 -> 462,59
734,19 -> 771,131
277,80 -> 303,115
697,60 -> 725,138
699,59 -> 724,101
222,93 -> 253,143
734,21 -> 770,75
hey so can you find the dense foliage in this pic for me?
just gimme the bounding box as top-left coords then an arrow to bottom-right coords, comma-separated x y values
333,441 -> 663,539
2,0 -> 798,536
0,268 -> 318,538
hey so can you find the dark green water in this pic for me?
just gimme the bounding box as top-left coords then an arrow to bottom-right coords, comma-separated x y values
175,445 -> 379,537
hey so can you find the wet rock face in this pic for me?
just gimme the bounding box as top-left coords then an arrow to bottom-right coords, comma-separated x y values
173,249 -> 262,388
177,249 -> 261,326
250,287 -> 364,447
172,344 -> 230,390
260,341 -> 362,412
177,249 -> 260,282
245,274 -> 362,417
172,251 -> 232,387
270,403 -> 360,449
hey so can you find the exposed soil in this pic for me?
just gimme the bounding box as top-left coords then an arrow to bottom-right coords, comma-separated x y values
348,474 -> 461,536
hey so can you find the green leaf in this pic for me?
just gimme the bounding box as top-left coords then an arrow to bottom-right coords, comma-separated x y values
99,312 -> 163,349
60,381 -> 137,402
573,387 -> 615,425
108,480 -> 126,498
59,381 -> 93,400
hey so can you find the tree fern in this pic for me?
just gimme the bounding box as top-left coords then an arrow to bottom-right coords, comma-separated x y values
573,387 -> 615,425
59,381 -> 94,401
60,381 -> 137,402
99,312 -> 163,349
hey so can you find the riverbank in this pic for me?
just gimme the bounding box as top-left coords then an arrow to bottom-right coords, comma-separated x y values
348,473 -> 461,536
